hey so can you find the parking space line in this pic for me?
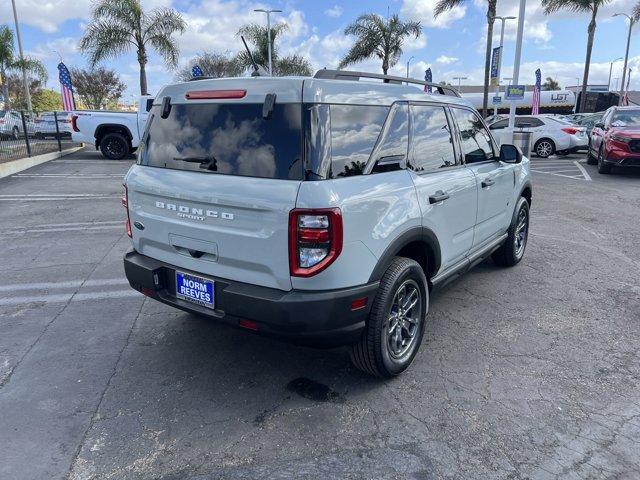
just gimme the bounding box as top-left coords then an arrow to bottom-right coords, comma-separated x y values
0,289 -> 140,306
13,174 -> 124,178
0,195 -> 120,202
0,277 -> 128,292
1,224 -> 122,235
574,161 -> 592,181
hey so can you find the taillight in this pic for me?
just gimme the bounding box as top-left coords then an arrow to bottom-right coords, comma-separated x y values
122,184 -> 132,238
561,127 -> 579,135
71,115 -> 79,132
289,208 -> 343,277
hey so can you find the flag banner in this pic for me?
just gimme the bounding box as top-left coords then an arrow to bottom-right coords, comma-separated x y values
57,63 -> 76,111
532,69 -> 541,115
490,47 -> 501,87
424,68 -> 432,93
192,65 -> 204,77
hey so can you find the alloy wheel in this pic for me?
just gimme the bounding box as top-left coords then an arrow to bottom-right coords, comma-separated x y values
386,280 -> 422,359
514,207 -> 528,258
536,141 -> 553,158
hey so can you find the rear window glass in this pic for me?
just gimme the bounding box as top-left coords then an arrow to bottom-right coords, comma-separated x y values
138,103 -> 303,180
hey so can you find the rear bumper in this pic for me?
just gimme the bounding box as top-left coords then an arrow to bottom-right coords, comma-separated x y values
124,250 -> 377,347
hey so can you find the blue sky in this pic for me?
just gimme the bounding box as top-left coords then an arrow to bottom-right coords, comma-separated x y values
2,0 -> 639,100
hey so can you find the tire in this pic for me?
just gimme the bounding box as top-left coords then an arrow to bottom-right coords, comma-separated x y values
11,127 -> 19,140
586,143 -> 597,165
534,138 -> 555,158
597,146 -> 611,174
350,257 -> 428,378
492,197 -> 530,267
99,132 -> 129,160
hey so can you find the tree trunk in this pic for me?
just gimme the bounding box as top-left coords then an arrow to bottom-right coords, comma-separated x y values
138,47 -> 148,96
579,7 -> 597,113
482,2 -> 496,118
1,63 -> 9,110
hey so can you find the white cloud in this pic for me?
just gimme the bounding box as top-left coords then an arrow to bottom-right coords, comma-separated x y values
0,0 -> 91,33
401,0 -> 466,29
324,5 -> 343,18
436,55 -> 459,65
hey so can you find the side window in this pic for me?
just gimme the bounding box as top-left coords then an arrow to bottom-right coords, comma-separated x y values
489,119 -> 509,130
516,117 -> 543,128
329,104 -> 388,178
369,103 -> 409,171
408,104 -> 457,173
451,108 -> 496,164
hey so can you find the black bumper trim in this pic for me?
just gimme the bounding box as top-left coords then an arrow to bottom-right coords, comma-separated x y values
124,250 -> 378,347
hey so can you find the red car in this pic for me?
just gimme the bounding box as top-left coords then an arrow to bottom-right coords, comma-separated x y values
588,106 -> 640,174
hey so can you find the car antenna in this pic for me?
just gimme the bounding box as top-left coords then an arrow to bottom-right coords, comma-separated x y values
241,36 -> 261,77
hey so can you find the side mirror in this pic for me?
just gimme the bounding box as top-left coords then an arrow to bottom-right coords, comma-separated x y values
500,144 -> 522,164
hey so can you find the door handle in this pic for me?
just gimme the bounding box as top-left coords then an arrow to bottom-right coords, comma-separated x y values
482,178 -> 495,188
429,191 -> 450,204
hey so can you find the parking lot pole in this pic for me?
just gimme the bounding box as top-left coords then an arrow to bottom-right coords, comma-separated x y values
20,111 -> 31,157
54,112 -> 62,152
508,0 -> 526,131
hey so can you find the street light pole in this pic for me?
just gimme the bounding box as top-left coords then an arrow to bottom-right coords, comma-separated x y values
11,0 -> 32,112
614,13 -> 634,105
453,76 -> 467,93
608,57 -> 623,90
508,0 -> 526,129
254,8 -> 282,76
493,16 -> 516,115
406,56 -> 414,78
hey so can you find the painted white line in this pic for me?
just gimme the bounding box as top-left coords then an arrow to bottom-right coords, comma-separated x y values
531,170 -> 588,180
14,174 -> 123,178
0,289 -> 140,306
0,224 -> 122,235
0,196 -> 119,202
0,193 -> 118,197
0,277 -> 128,292
532,169 -> 582,174
38,220 -> 121,228
574,161 -> 592,181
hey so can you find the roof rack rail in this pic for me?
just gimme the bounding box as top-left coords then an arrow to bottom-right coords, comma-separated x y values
188,76 -> 215,81
313,69 -> 461,98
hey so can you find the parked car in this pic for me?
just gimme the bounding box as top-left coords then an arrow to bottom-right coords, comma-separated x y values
488,114 -> 588,158
71,95 -> 154,159
35,111 -> 73,138
588,106 -> 640,174
0,110 -> 33,140
575,112 -> 605,136
122,71 -> 533,378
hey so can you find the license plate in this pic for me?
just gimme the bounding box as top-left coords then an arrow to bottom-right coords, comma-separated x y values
175,271 -> 214,309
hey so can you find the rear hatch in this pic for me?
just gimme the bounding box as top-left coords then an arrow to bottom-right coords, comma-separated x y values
125,79 -> 305,291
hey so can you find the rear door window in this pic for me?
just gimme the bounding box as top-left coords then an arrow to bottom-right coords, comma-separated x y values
408,104 -> 457,173
139,103 -> 303,180
451,108 -> 497,164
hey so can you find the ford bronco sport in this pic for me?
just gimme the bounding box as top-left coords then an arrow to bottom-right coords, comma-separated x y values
123,70 -> 532,378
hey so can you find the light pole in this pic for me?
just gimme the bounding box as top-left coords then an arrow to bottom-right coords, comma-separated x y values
613,13 -> 635,105
508,0 -> 526,129
493,16 -> 516,114
608,57 -> 623,90
453,76 -> 468,93
11,0 -> 32,112
254,8 -> 282,76
406,56 -> 414,78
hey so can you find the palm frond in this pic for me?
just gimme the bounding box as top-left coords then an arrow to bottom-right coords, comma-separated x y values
338,40 -> 379,69
634,1 -> 640,20
92,0 -> 141,30
143,8 -> 186,42
434,0 -> 467,17
0,26 -> 15,66
147,35 -> 181,68
79,19 -> 133,67
237,23 -> 287,63
13,57 -> 48,83
274,55 -> 312,76
541,0 -> 601,14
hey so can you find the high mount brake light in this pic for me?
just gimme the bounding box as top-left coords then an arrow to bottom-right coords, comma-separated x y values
122,184 -> 132,238
289,208 -> 343,277
185,89 -> 247,100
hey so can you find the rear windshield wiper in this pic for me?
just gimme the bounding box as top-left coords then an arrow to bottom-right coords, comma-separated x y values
173,156 -> 218,171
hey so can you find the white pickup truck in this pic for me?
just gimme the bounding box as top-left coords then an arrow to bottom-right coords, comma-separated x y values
72,95 -> 154,160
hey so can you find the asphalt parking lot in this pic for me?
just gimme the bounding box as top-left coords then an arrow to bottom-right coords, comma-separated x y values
1,149 -> 639,480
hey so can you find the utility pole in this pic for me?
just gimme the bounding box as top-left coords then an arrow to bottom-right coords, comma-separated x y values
508,0 -> 526,129
494,16 -> 516,114
613,13 -> 634,105
406,56 -> 414,78
608,57 -> 623,90
11,0 -> 32,112
254,8 -> 282,76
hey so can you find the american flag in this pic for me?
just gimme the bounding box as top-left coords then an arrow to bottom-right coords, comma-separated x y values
57,62 -> 76,111
424,68 -> 432,93
532,68 -> 541,115
191,65 -> 204,77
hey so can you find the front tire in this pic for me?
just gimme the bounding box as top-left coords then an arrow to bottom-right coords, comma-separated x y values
99,132 -> 129,160
350,257 -> 428,378
597,146 -> 611,174
492,197 -> 530,267
534,138 -> 555,158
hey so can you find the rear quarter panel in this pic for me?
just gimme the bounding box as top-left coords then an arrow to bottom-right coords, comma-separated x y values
293,170 -> 421,290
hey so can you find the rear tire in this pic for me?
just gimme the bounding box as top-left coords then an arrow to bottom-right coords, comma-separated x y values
492,197 -> 530,267
11,127 -> 19,140
597,146 -> 611,174
586,143 -> 597,165
534,138 -> 555,158
99,132 -> 129,160
350,257 -> 428,378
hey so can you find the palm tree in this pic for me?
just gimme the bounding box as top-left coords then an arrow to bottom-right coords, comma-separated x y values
79,0 -> 186,95
542,0 -> 610,112
236,23 -> 312,76
541,77 -> 561,90
177,52 -> 244,81
435,0 -> 497,117
339,13 -> 422,75
0,25 -> 47,110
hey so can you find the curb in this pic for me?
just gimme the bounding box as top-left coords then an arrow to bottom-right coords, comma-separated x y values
0,146 -> 84,179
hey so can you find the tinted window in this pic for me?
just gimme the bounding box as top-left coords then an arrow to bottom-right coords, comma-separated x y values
516,117 -> 544,127
370,103 -> 409,166
409,105 -> 456,172
610,109 -> 640,127
139,103 -> 303,180
329,104 -> 388,178
489,119 -> 508,130
452,108 -> 496,163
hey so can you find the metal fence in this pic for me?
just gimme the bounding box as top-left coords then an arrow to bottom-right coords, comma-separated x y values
0,110 -> 81,164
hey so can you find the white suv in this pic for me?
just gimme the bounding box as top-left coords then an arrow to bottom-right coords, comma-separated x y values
123,71 -> 532,377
